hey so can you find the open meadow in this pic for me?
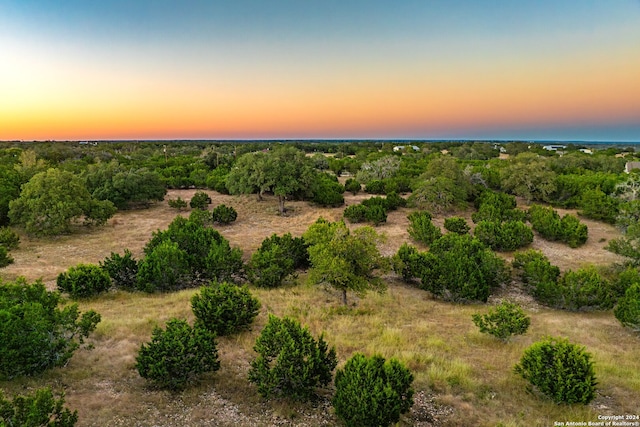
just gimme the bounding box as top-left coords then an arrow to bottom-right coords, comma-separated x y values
1,189 -> 638,427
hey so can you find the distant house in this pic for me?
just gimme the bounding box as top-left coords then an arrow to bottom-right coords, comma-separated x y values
542,145 -> 567,151
393,145 -> 420,152
579,148 -> 593,155
625,162 -> 640,173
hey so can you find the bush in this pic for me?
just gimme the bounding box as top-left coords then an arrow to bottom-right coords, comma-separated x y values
211,204 -> 237,224
514,337 -> 597,404
248,315 -> 337,401
512,250 -> 561,305
528,204 -> 588,247
472,301 -> 530,341
474,220 -> 533,252
343,204 -> 368,223
0,246 -> 13,268
258,233 -> 309,270
560,214 -> 589,248
191,282 -> 260,336
365,179 -> 386,194
444,217 -> 470,234
344,178 -> 361,195
578,187 -> 619,224
56,263 -> 111,299
0,278 -> 100,379
249,244 -> 295,288
557,267 -> 614,311
0,387 -> 78,427
135,318 -> 220,391
419,233 -> 507,303
407,211 -> 442,246
137,240 -> 190,292
365,204 -> 387,226
392,243 -> 424,282
189,191 -> 212,210
168,197 -> 188,210
0,226 -> 19,250
614,282 -> 640,331
100,249 -> 139,291
143,216 -> 244,284
310,174 -> 345,207
333,353 -> 414,427
384,191 -> 406,210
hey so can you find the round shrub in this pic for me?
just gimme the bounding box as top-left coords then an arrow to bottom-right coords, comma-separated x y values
384,191 -> 406,210
474,220 -> 533,252
512,250 -> 561,304
249,244 -> 295,288
343,204 -> 368,223
100,249 -> 138,291
57,264 -> 111,298
248,315 -> 337,401
365,179 -> 385,194
333,353 -> 414,427
0,226 -> 20,250
344,178 -> 361,195
189,191 -> 212,210
444,217 -> 470,234
191,282 -> 260,336
514,337 -> 597,404
137,240 -> 190,293
614,282 -> 640,331
365,204 -> 387,226
135,318 -> 220,391
211,204 -> 237,225
472,300 -> 530,341
392,243 -> 424,282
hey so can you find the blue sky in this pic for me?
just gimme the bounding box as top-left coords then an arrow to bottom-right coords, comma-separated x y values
1,1 -> 639,141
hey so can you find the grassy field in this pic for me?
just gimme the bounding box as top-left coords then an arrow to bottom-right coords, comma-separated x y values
1,190 -> 638,427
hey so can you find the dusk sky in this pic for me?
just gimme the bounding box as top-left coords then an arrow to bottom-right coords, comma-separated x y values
1,1 -> 640,141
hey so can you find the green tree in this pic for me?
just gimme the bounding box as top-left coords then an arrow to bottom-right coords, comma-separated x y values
407,211 -> 442,245
444,217 -> 470,234
333,353 -> 414,427
211,204 -> 237,224
135,318 -> 220,391
606,200 -> 640,265
419,233 -> 507,303
512,250 -> 561,304
100,249 -> 139,291
304,219 -> 387,305
0,388 -> 78,427
0,278 -> 100,379
248,315 -> 337,401
189,191 -> 211,210
168,197 -> 188,210
56,263 -> 111,299
472,301 -> 530,341
9,168 -> 116,236
514,337 -> 597,404
614,282 -> 640,331
408,176 -> 467,214
501,153 -> 557,203
191,282 -> 260,336
137,240 -> 190,293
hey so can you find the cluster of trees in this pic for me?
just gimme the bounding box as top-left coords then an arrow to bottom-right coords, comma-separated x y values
343,192 -> 405,226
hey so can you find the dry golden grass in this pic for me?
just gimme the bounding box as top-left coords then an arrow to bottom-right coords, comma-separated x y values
1,190 -> 638,427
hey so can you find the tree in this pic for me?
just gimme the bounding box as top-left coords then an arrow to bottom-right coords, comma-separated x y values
355,155 -> 401,184
512,250 -> 561,305
226,146 -> 314,214
191,282 -> 260,336
57,263 -> 112,299
135,318 -> 220,391
514,337 -> 597,404
407,211 -> 442,245
344,178 -> 361,195
84,162 -> 166,209
189,191 -> 211,210
606,200 -> 640,265
137,240 -> 190,292
248,315 -> 337,401
614,282 -> 640,332
168,197 -> 188,210
9,168 -> 116,236
100,249 -> 139,291
419,233 -> 507,303
472,301 -> 530,341
304,219 -> 387,305
408,176 -> 467,214
333,353 -> 414,427
0,388 -> 78,427
0,278 -> 100,379
501,153 -> 556,203
444,217 -> 470,234
211,204 -> 237,224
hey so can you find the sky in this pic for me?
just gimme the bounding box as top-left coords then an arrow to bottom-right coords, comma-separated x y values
1,1 -> 640,142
